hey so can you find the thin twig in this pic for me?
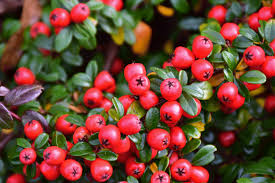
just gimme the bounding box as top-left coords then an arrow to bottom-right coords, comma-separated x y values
103,41 -> 119,71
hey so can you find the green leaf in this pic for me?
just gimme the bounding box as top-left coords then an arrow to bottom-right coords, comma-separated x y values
178,70 -> 188,86
16,138 -> 31,148
145,107 -> 160,131
112,97 -> 124,119
234,79 -> 250,98
65,114 -> 85,126
139,144 -> 152,163
83,19 -> 97,36
237,178 -> 253,183
232,36 -> 254,48
70,142 -> 92,156
108,108 -> 120,121
127,176 -> 139,183
124,28 -> 136,45
192,145 -> 217,166
239,27 -> 260,42
182,138 -> 201,154
264,21 -> 275,43
182,81 -> 213,100
86,60 -> 98,82
34,133 -> 49,149
127,101 -> 146,119
239,70 -> 266,84
181,125 -> 200,139
226,2 -> 242,22
72,73 -> 92,87
87,0 -> 104,10
243,0 -> 261,15
97,150 -> 118,161
224,68 -> 234,82
170,0 -> 189,13
179,92 -> 198,116
201,29 -> 226,45
150,67 -> 170,80
52,131 -> 67,150
158,156 -> 169,171
26,163 -> 37,179
55,27 -> 73,52
88,132 -> 100,146
82,153 -> 96,161
178,17 -> 205,31
222,51 -> 237,71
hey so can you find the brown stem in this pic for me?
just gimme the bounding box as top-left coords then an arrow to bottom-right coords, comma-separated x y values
103,41 -> 119,71
10,111 -> 21,121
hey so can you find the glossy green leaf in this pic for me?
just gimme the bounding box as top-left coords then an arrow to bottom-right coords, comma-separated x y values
182,81 -> 213,100
201,29 -> 226,45
237,178 -> 253,183
232,36 -> 254,48
52,131 -> 67,150
222,51 -> 237,71
239,27 -> 260,42
178,70 -> 188,86
16,138 -> 31,148
170,0 -> 189,13
55,27 -> 73,52
158,156 -> 169,171
97,150 -> 118,161
72,73 -> 92,87
240,70 -> 266,84
181,125 -> 201,139
145,107 -> 160,131
127,176 -> 139,183
86,0 -> 104,10
179,92 -> 198,116
70,142 -> 92,156
264,21 -> 275,43
182,139 -> 201,154
86,60 -> 98,82
66,114 -> 85,126
127,101 -> 146,119
192,145 -> 217,166
34,133 -> 49,149
88,132 -> 100,146
112,97 -> 124,119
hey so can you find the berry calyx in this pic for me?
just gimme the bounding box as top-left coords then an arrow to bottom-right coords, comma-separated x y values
217,82 -> 238,105
90,158 -> 113,182
192,36 -> 213,59
124,63 -> 146,82
19,148 -> 37,165
170,159 -> 192,181
128,74 -> 150,96
151,171 -> 170,183
98,124 -> 121,149
125,156 -> 145,179
160,101 -> 183,127
60,159 -> 83,181
147,128 -> 170,151
43,146 -> 66,165
160,78 -> 182,101
191,59 -> 214,81
117,114 -> 141,135
243,46 -> 265,66
55,114 -> 77,135
86,114 -> 106,133
70,3 -> 90,23
14,67 -> 36,85
169,127 -> 187,151
73,126 -> 90,144
49,8 -> 71,27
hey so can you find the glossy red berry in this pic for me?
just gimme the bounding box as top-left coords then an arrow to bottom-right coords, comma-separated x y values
217,82 -> 238,105
54,27 -> 64,35
6,174 -> 26,183
100,98 -> 113,112
101,0 -> 123,11
67,141 -> 73,152
125,156 -> 145,179
128,74 -> 150,95
261,56 -> 275,78
169,152 -> 179,166
192,36 -> 213,59
243,46 -> 265,66
191,59 -> 214,81
264,95 -> 275,113
151,171 -> 170,183
170,159 -> 192,181
23,162 -> 40,179
230,94 -> 245,109
248,13 -> 260,32
14,67 -> 36,85
160,78 -> 182,101
94,71 -> 116,92
119,95 -> 135,114
19,148 -> 36,165
218,131 -> 236,147
60,159 -> 83,181
169,127 -> 186,151
171,47 -> 195,69
73,127 -> 90,144
71,3 -> 90,23
243,82 -> 261,91
86,114 -> 106,133
273,0 -> 275,14
111,136 -> 131,154
190,166 -> 209,183
30,22 -> 50,38
43,146 -> 66,165
40,161 -> 60,181
90,158 -> 113,182
182,98 -> 202,119
117,151 -> 133,164
258,7 -> 273,21
111,58 -> 124,75
163,61 -> 173,68
147,128 -> 170,151
160,101 -> 183,127
139,90 -> 159,110
124,63 -> 146,82
118,114 -> 141,135
83,88 -> 103,108
49,8 -> 70,27
55,114 -> 77,135
24,120 -> 43,141
98,124 -> 121,148
208,5 -> 227,24
220,23 -> 239,42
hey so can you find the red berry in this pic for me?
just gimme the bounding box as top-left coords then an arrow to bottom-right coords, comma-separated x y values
169,152 -> 179,166
30,22 -> 51,38
111,136 -> 131,154
24,120 -> 43,141
243,82 -> 261,91
40,161 -> 60,181
170,159 -> 192,181
101,0 -> 123,11
71,3 -> 90,23
119,95 -> 135,114
261,56 -> 275,78
124,63 -> 146,82
14,67 -> 36,85
160,78 -> 182,101
190,166 -> 209,183
269,39 -> 275,53
73,127 -> 90,144
54,27 -> 64,35
90,158 -> 113,182
128,74 -> 150,95
182,98 -> 202,119
67,141 -> 73,152
192,36 -> 213,59
258,7 -> 273,21
55,114 -> 77,135
6,174 -> 26,183
208,5 -> 227,24
248,13 -> 260,32
218,131 -> 236,147
139,90 -> 159,110
49,8 -> 70,27
151,171 -> 170,183
191,59 -> 214,81
19,148 -> 37,165
264,95 -> 275,113
118,114 -> 141,135
43,146 -> 66,165
160,101 -> 183,127
125,156 -> 145,179
273,0 -> 275,14
60,159 -> 83,181
117,151 -> 133,164
94,71 -> 116,92
111,58 -> 124,75
147,128 -> 170,151
86,114 -> 106,133
243,46 -> 265,66
169,127 -> 186,151
83,88 -> 103,108
100,98 -> 113,112
98,124 -> 121,148
230,94 -> 245,109
171,47 -> 195,69
220,23 -> 239,42
23,162 -> 40,179
217,82 -> 238,105
221,104 -> 236,114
